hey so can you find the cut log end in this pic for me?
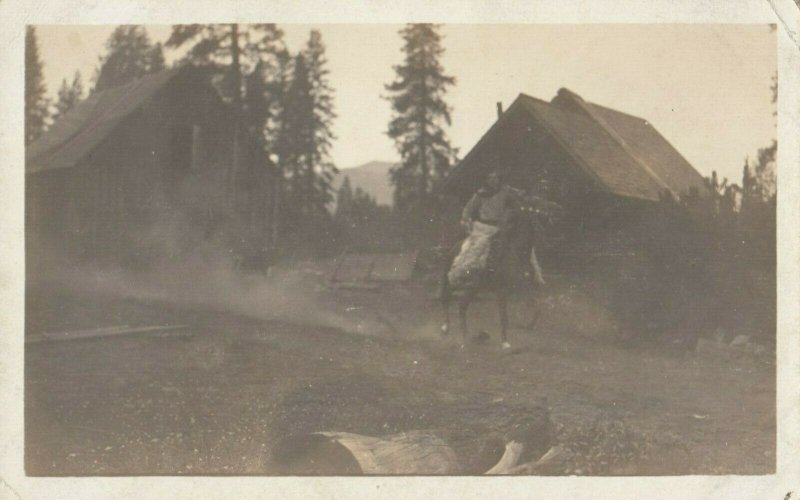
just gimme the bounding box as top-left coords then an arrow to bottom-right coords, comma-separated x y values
485,440 -> 524,474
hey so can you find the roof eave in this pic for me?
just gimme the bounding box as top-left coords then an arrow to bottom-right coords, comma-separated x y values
440,93 -> 530,195
25,66 -> 199,176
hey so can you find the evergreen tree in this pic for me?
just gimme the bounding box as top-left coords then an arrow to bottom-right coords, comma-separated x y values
303,30 -> 338,213
149,42 -> 166,72
281,54 -> 315,220
754,141 -> 777,201
265,49 -> 293,156
384,24 -> 458,211
166,24 -> 284,105
332,177 -> 392,253
166,24 -> 286,210
755,70 -> 778,202
266,49 -> 295,247
744,69 -> 777,204
279,32 -> 338,222
245,48 -> 293,160
25,26 -> 49,145
335,176 -> 354,219
351,187 -> 378,220
53,71 -> 84,123
93,26 -> 163,92
741,159 -> 756,212
244,61 -> 270,144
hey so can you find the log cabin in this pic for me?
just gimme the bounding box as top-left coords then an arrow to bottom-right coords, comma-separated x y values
26,65 -> 274,267
442,88 -> 710,272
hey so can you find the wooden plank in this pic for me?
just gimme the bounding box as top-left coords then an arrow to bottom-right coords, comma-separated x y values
328,281 -> 380,291
368,252 -> 417,282
330,254 -> 375,282
26,324 -> 190,344
328,249 -> 349,282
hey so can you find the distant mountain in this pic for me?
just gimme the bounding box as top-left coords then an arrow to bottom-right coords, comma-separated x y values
333,160 -> 395,207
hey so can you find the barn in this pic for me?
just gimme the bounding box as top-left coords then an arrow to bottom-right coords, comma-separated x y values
26,65 -> 273,266
443,88 -> 710,271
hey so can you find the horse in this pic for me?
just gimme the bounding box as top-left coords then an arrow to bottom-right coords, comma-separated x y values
439,194 -> 562,348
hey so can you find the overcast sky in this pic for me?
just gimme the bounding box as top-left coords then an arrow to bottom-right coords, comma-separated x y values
35,24 -> 775,183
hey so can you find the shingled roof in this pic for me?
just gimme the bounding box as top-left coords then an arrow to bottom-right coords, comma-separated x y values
26,66 -> 204,175
445,88 -> 707,202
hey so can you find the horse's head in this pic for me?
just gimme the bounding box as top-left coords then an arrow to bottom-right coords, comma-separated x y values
517,192 -> 564,228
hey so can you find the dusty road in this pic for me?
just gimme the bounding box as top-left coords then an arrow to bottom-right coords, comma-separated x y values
25,274 -> 775,475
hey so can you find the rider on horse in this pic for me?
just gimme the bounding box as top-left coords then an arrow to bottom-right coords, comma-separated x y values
449,170 -> 546,287
441,169 -> 555,348
461,171 -> 518,232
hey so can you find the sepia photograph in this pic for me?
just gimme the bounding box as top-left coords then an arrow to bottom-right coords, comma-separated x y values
6,8 -> 793,489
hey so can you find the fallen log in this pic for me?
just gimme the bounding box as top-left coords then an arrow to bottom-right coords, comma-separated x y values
273,431 -> 553,475
273,430 -> 460,474
269,380 -> 553,474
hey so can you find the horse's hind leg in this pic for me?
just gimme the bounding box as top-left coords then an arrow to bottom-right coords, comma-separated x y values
458,289 -> 475,346
440,279 -> 451,335
442,303 -> 451,335
525,289 -> 542,330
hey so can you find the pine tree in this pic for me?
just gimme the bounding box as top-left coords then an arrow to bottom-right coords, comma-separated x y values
244,61 -> 269,144
744,69 -> 777,204
245,48 -> 293,158
166,24 -> 284,105
303,30 -> 338,213
53,71 -> 84,123
279,32 -> 338,222
281,54 -> 315,220
384,24 -> 458,211
149,42 -> 166,72
754,141 -> 777,201
94,25 -> 163,92
266,49 -> 294,247
741,159 -> 755,209
265,49 -> 293,155
25,26 -> 49,145
335,176 -> 354,219
166,24 -> 286,209
352,187 -> 378,220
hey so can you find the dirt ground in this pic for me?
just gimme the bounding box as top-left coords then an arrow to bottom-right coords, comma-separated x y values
24,264 -> 775,476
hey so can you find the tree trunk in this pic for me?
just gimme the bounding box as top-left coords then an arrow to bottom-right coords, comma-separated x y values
269,163 -> 282,250
229,23 -> 242,212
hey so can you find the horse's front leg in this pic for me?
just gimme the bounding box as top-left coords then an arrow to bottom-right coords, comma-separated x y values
458,288 -> 475,347
498,290 -> 511,349
440,243 -> 460,337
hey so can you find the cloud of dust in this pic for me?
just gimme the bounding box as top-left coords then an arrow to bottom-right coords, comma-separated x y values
26,163 -> 408,338
28,209 -> 379,335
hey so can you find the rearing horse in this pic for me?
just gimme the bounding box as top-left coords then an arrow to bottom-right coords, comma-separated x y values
439,194 -> 561,348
